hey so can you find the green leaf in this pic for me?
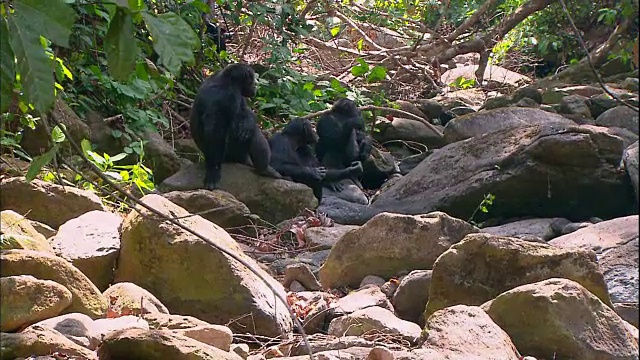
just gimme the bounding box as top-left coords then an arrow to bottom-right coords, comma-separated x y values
7,16 -> 55,113
80,139 -> 92,156
367,65 -> 387,83
330,26 -> 340,37
0,18 -> 15,114
105,8 -> 138,81
12,0 -> 77,48
110,153 -> 127,162
25,145 -> 58,182
51,124 -> 66,143
141,12 -> 200,74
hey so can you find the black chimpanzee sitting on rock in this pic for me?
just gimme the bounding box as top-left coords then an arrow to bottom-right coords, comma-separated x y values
269,117 -> 363,200
315,98 -> 373,204
189,63 -> 281,190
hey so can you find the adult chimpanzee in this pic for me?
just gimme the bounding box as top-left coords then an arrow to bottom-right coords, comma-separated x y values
315,98 -> 373,189
269,117 -> 363,200
190,63 -> 281,190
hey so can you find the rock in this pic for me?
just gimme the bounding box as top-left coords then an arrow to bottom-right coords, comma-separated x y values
359,275 -> 386,288
142,313 -> 210,330
550,217 -> 572,235
623,141 -> 639,202
398,152 -> 429,175
173,138 -> 201,163
380,280 -> 398,298
162,189 -> 252,229
322,178 -> 369,205
51,210 -> 122,291
608,126 -> 639,148
315,197 -> 374,226
596,106 -> 640,135
173,324 -> 233,352
28,220 -> 56,239
318,212 -> 479,289
512,97 -> 539,108
0,177 -> 107,228
289,281 -> 305,292
599,237 -> 639,304
159,163 -> 317,224
0,210 -> 55,253
549,215 -> 638,255
483,278 -> 639,360
333,286 -> 394,316
33,313 -> 99,349
415,99 -> 444,120
371,123 -> 635,224
374,117 -> 446,149
558,94 -> 592,120
441,64 -> 530,87
621,77 -> 639,91
0,324 -> 98,360
449,106 -> 476,116
561,221 -> 591,234
421,305 -> 519,360
392,270 -> 432,325
103,282 -> 169,315
483,96 -> 512,110
304,225 -> 359,251
1,250 -> 108,318
93,316 -> 149,338
588,94 -> 619,118
231,343 -> 250,359
362,147 -> 401,189
425,233 -> 612,318
1,275 -> 72,332
141,129 -> 184,184
283,263 -> 322,291
97,328 -> 241,360
443,107 -> 574,143
20,98 -> 91,157
365,346 -> 394,360
512,86 -> 543,104
113,194 -> 292,337
291,292 -> 334,334
481,218 -> 559,241
327,307 -> 422,345
614,303 -> 639,328
395,100 -> 429,120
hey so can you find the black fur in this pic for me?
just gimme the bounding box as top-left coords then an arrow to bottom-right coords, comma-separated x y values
270,117 -> 362,200
205,23 -> 230,53
190,63 -> 280,190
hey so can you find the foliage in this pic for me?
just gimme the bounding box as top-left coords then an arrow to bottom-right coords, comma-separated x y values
469,193 -> 496,226
449,76 -> 477,90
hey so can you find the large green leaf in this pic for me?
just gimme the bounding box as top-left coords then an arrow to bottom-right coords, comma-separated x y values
12,0 -> 77,48
141,12 -> 200,74
105,8 -> 138,81
0,18 -> 15,114
25,144 -> 58,182
7,16 -> 54,113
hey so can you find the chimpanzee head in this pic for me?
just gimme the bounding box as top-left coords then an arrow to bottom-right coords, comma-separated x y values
221,63 -> 257,98
283,117 -> 318,145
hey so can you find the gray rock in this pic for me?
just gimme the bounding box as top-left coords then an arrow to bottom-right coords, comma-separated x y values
513,86 -> 543,104
558,95 -> 592,119
596,106 -> 640,136
483,96 -> 512,110
623,141 -> 639,202
481,218 -> 558,241
392,270 -> 432,325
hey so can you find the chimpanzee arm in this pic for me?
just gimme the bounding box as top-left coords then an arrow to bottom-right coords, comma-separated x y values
270,134 -> 325,182
356,130 -> 373,162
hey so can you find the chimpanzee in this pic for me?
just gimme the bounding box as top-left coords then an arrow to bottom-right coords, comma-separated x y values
315,98 -> 373,189
205,22 -> 231,53
269,117 -> 363,200
190,63 -> 281,190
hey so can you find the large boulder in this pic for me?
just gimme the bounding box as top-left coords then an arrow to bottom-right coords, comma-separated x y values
370,123 -> 636,223
0,177 -> 107,228
97,328 -> 241,360
443,107 -> 574,143
318,212 -> 479,289
0,275 -> 72,332
162,189 -> 252,229
140,129 -> 185,184
0,324 -> 98,360
623,141 -> 639,202
596,106 -> 640,136
424,233 -> 611,318
441,64 -> 530,88
159,163 -> 317,224
51,210 -> 122,291
374,117 -> 446,149
103,282 -> 169,315
1,210 -> 55,253
421,305 -> 520,360
483,278 -> 639,360
113,194 -> 292,337
1,250 -> 108,318
480,217 -> 560,241
327,306 -> 422,345
392,270 -> 432,325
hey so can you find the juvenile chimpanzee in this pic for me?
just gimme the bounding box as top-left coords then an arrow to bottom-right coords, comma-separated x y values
190,63 -> 281,190
315,98 -> 373,189
269,118 -> 363,200
205,22 -> 231,53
